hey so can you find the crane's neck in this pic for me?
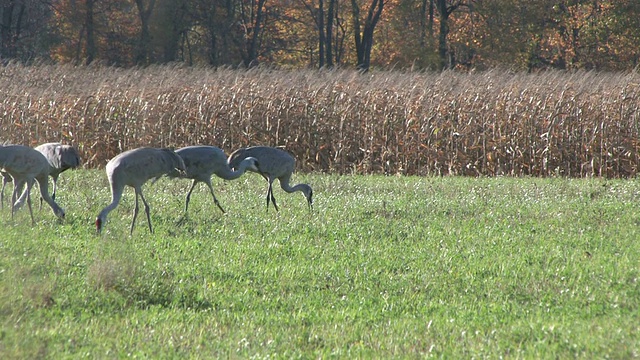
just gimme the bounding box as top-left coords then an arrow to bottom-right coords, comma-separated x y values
222,158 -> 258,180
96,185 -> 123,231
280,181 -> 313,208
281,182 -> 308,194
37,175 -> 65,219
236,159 -> 258,176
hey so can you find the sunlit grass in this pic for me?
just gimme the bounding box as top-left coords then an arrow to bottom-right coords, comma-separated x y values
1,172 -> 638,358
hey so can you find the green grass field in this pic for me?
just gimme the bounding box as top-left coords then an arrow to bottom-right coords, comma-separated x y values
1,171 -> 638,358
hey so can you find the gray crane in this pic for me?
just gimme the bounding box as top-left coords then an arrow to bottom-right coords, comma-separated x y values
162,145 -> 259,215
35,142 -> 81,202
228,146 -> 313,211
1,142 -> 81,208
0,145 -> 66,223
95,147 -> 186,234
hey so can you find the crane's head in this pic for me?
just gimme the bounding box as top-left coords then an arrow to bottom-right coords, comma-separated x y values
246,157 -> 260,172
54,207 -> 65,220
96,216 -> 104,233
161,148 -> 187,176
96,207 -> 111,234
303,185 -> 313,210
47,201 -> 65,220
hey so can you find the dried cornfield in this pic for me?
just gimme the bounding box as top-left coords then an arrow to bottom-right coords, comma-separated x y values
1,63 -> 639,177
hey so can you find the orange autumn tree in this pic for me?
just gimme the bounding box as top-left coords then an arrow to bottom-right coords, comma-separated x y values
50,0 -> 139,65
26,0 -> 640,70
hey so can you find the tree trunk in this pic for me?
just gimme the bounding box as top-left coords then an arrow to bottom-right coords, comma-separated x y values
438,7 -> 448,69
135,0 -> 157,65
351,0 -> 384,71
318,0 -> 325,67
428,0 -> 434,37
85,0 -> 96,64
0,1 -> 22,60
436,0 -> 457,70
1,2 -> 15,59
244,0 -> 267,67
325,0 -> 336,67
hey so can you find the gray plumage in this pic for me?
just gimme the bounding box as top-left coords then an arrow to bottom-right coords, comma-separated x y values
1,142 -> 81,207
0,145 -> 66,223
96,147 -> 186,234
228,146 -> 313,211
35,142 -> 81,202
166,145 -> 258,215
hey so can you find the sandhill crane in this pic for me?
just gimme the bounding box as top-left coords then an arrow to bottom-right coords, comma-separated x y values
228,146 -> 313,211
96,147 -> 186,234
1,143 -> 81,208
0,145 -> 66,223
162,145 -> 259,215
35,142 -> 81,202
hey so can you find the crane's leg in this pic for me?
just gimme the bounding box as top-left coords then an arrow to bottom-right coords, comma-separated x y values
265,182 -> 279,212
175,180 -> 197,226
13,180 -> 35,224
265,185 -> 271,211
139,190 -> 153,234
130,192 -> 140,235
269,180 -> 279,212
1,176 -> 7,209
25,181 -> 35,225
10,180 -> 26,217
10,181 -> 18,219
271,191 -> 278,212
12,180 -> 29,211
205,180 -> 225,213
184,180 -> 198,214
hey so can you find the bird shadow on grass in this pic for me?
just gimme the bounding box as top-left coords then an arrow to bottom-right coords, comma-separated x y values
175,215 -> 189,227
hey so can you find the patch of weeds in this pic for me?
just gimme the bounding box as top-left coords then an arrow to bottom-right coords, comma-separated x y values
87,258 -> 135,291
5,266 -> 58,312
87,252 -> 176,309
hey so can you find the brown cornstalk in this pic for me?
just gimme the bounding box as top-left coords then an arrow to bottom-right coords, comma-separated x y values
1,64 -> 639,177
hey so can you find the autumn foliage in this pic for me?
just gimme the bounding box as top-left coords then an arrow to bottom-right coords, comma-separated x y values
1,64 -> 639,177
2,1 -> 640,71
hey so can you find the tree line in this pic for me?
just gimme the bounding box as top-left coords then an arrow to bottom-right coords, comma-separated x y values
1,0 -> 639,71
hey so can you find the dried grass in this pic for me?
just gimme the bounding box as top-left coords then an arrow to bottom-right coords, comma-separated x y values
1,64 -> 638,177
